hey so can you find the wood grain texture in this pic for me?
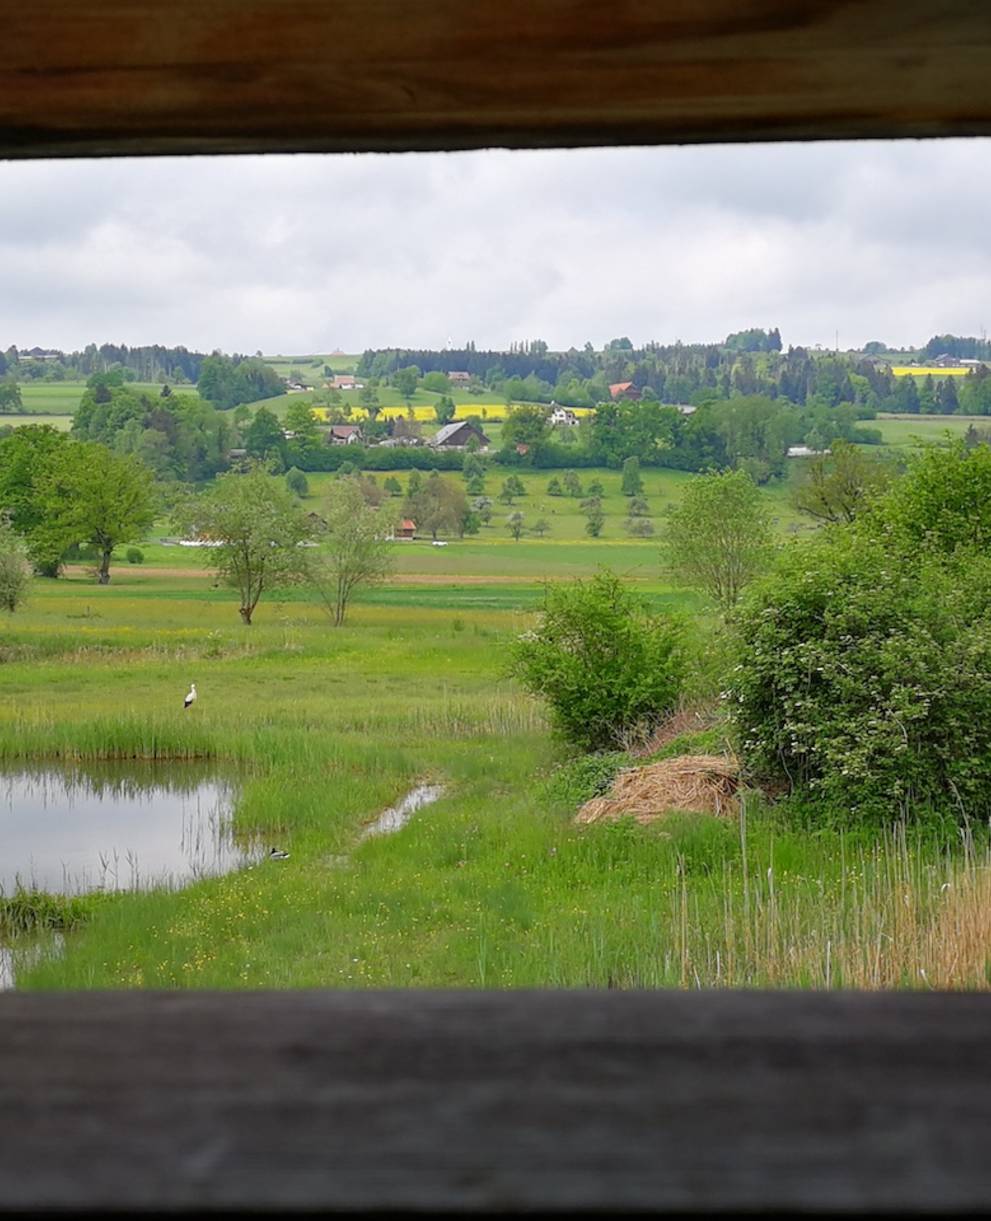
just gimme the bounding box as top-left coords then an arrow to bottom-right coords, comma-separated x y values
4,0 -> 991,158
1,989 -> 990,1212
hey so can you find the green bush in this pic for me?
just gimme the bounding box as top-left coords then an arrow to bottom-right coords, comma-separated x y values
0,521 -> 31,611
512,571 -> 683,751
285,467 -> 309,498
731,530 -> 991,824
126,547 -> 144,565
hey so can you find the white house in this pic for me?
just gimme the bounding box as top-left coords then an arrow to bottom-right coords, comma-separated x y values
550,405 -> 579,426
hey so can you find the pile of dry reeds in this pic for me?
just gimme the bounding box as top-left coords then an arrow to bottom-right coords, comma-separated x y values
576,754 -> 740,825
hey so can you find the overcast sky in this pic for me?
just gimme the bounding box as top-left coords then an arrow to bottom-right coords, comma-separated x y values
1,139 -> 987,356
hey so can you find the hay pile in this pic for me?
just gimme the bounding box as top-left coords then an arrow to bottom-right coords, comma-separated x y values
576,755 -> 740,825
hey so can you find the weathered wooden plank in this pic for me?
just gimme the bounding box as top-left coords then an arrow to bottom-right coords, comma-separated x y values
0,990 -> 989,1212
4,0 -> 991,158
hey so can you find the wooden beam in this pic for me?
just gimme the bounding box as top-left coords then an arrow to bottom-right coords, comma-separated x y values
1,990 -> 990,1212
4,1 -> 991,159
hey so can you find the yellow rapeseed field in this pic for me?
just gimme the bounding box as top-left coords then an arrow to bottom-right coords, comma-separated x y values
891,366 -> 971,377
310,405 -> 596,422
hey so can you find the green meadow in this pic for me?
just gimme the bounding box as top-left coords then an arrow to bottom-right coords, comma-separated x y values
3,461 -> 989,992
872,413 -> 980,449
9,381 -> 198,423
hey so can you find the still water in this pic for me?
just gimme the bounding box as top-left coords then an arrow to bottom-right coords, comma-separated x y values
0,763 -> 253,895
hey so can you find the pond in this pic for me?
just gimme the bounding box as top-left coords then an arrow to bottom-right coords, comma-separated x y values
0,762 -> 253,896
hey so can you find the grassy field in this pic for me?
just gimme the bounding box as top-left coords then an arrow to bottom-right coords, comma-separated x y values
4,557 -> 988,991
1,458 -> 987,992
1,414 -> 73,432
872,414 -> 979,449
299,465 -> 808,544
10,381 -> 197,422
264,353 -> 358,377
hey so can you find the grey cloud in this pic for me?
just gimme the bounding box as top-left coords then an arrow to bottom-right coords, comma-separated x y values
0,139 -> 989,353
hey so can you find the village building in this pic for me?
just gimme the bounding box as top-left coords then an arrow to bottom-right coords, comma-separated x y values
608,381 -> 640,401
393,519 -> 416,540
447,371 -> 471,386
429,420 -> 490,449
326,424 -> 363,445
23,346 -> 61,361
331,374 -> 363,391
787,445 -> 831,458
549,404 -> 579,426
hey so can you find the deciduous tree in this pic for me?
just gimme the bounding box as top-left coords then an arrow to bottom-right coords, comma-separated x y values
174,465 -> 311,623
39,443 -> 156,585
404,472 -> 468,540
664,469 -> 773,610
621,456 -> 643,496
309,479 -> 395,626
507,511 -> 525,541
791,439 -> 893,525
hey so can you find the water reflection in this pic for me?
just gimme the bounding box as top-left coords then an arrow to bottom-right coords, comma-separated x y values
0,762 -> 254,895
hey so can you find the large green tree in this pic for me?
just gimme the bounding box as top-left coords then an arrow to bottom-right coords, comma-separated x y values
245,408 -> 286,461
174,465 -> 312,623
38,443 -> 156,584
0,425 -> 68,574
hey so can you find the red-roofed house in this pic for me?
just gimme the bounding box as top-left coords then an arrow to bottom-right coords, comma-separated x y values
394,519 -> 416,540
609,381 -> 639,401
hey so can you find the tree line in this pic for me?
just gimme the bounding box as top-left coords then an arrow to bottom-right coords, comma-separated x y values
356,332 -> 991,415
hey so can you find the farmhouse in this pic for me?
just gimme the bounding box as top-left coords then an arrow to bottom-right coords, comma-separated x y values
549,404 -> 579,426
327,424 -> 363,445
394,519 -> 416,539
609,381 -> 640,400
23,346 -> 61,360
430,420 -> 490,449
787,444 -> 831,458
331,375 -> 362,391
448,371 -> 471,386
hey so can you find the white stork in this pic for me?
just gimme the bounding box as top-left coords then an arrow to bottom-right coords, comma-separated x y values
183,683 -> 197,710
